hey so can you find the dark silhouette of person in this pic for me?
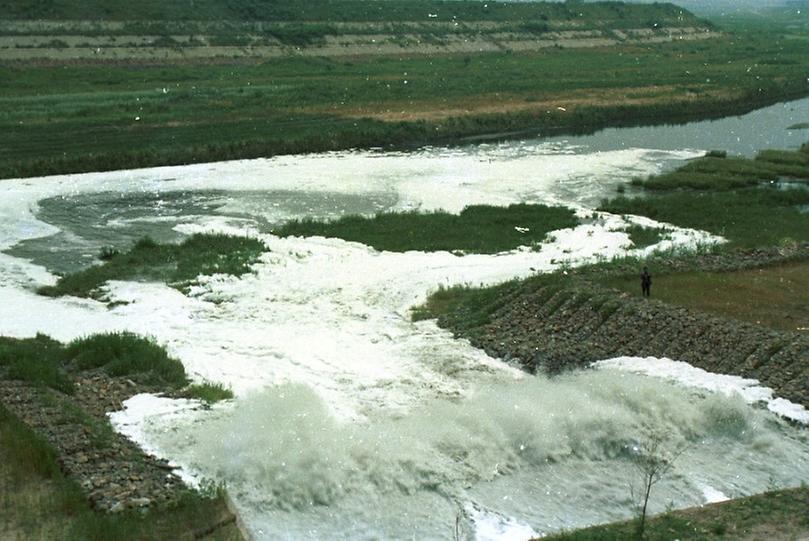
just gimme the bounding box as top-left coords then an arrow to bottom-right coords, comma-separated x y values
641,266 -> 652,298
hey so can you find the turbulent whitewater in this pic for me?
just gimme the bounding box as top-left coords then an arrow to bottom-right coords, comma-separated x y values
1,137 -> 807,540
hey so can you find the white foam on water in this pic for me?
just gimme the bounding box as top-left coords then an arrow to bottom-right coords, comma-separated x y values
108,393 -> 207,486
111,370 -> 809,540
700,485 -> 730,504
593,357 -> 809,425
467,504 -> 541,541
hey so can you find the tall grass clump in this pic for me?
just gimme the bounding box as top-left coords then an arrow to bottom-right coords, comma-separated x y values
0,335 -> 74,394
411,280 -> 522,332
38,233 -> 265,299
278,204 -> 579,253
180,382 -> 234,403
64,332 -> 187,388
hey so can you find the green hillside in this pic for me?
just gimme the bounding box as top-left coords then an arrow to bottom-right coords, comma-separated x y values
0,0 -> 701,25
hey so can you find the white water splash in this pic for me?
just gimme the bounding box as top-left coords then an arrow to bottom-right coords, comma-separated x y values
594,357 -> 809,425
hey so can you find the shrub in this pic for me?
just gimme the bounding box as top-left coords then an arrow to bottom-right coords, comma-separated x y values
0,335 -> 73,394
65,332 -> 187,388
180,382 -> 234,403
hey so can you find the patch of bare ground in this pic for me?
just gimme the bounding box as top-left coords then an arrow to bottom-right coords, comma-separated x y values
0,26 -> 717,63
326,85 -> 739,122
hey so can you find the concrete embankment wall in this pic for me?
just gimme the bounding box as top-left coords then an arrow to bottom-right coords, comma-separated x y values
461,284 -> 809,409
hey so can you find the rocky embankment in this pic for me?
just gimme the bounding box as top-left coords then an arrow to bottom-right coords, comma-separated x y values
440,245 -> 809,409
0,373 -> 191,513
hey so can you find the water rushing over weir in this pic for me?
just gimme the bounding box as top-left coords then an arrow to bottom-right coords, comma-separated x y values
2,101 -> 809,539
118,374 -> 808,539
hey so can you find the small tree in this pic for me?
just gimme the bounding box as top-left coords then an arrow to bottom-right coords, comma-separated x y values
629,433 -> 686,540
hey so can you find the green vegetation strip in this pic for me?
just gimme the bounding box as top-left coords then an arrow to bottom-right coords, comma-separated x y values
277,204 -> 579,253
412,272 -> 565,336
632,148 -> 809,191
542,486 -> 809,541
0,0 -> 697,24
601,144 -> 809,249
0,334 -> 73,393
0,404 -> 240,541
38,233 -> 265,299
0,332 -> 187,390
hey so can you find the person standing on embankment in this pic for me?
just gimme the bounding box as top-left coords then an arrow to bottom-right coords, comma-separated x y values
641,266 -> 652,298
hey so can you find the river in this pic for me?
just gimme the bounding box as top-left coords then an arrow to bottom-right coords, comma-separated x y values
1,97 -> 808,540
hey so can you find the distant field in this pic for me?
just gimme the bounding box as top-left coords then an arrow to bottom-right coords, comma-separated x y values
1,3 -> 808,178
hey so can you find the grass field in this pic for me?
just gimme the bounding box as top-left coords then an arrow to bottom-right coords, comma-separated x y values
2,10 -> 808,178
277,203 -> 579,253
603,260 -> 809,332
0,332 -> 189,390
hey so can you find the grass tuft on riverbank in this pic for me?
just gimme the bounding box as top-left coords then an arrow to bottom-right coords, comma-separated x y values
632,146 -> 809,191
65,332 -> 187,388
631,151 -> 809,191
181,382 -> 234,403
625,225 -> 669,250
38,233 -> 266,299
0,332 -> 189,391
0,334 -> 74,394
601,188 -> 809,248
277,204 -> 579,253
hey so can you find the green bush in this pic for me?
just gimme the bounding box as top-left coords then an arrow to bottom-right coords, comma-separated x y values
180,382 -> 234,403
65,332 -> 187,388
0,335 -> 74,394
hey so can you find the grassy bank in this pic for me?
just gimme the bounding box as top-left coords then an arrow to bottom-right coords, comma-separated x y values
0,403 -> 241,540
38,233 -> 265,299
2,13 -> 809,178
411,272 -> 560,332
277,203 -> 579,253
0,332 -> 188,390
604,260 -> 809,332
0,0 -> 696,23
0,331 -> 241,401
541,486 -> 809,541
